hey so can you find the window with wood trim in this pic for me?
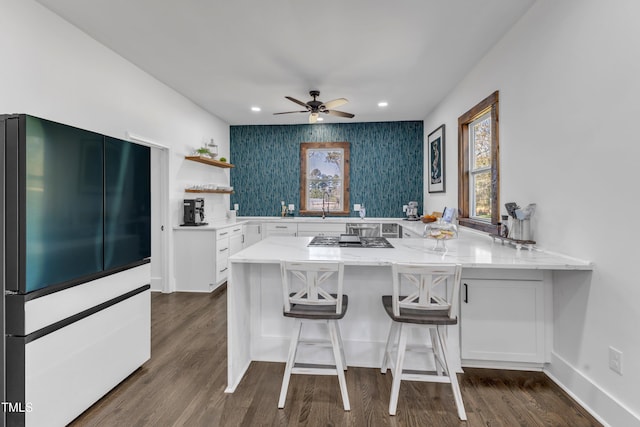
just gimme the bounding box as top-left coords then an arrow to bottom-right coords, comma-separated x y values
458,91 -> 500,233
299,142 -> 350,216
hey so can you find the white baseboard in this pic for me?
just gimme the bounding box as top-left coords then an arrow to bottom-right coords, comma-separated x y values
544,352 -> 640,427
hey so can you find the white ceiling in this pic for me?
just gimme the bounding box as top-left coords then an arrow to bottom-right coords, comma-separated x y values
35,0 -> 535,126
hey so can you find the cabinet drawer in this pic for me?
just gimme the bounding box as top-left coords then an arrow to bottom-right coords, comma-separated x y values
402,229 -> 421,238
297,223 -> 345,234
265,223 -> 297,236
297,224 -> 345,237
216,253 -> 230,282
217,238 -> 230,254
216,225 -> 242,241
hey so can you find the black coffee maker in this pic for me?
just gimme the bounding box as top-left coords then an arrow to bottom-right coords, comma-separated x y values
183,198 -> 207,226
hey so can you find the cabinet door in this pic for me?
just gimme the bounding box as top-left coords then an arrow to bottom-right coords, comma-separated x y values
460,279 -> 546,363
173,231 -> 215,292
229,233 -> 243,255
243,224 -> 262,248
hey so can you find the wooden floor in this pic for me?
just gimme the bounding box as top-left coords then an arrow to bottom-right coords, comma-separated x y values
70,290 -> 602,427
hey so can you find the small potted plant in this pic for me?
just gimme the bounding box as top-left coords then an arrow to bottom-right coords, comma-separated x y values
194,146 -> 212,158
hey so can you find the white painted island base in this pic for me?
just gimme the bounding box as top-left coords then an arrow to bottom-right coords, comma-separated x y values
225,233 -> 592,393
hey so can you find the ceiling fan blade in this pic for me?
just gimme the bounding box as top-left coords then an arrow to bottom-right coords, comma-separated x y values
323,98 -> 348,110
273,110 -> 307,115
309,113 -> 318,123
326,110 -> 355,118
285,96 -> 309,108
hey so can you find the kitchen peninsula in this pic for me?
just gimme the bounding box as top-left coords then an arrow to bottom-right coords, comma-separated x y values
225,227 -> 593,393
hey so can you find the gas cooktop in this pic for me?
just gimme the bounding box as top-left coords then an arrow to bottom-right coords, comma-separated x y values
308,236 -> 394,248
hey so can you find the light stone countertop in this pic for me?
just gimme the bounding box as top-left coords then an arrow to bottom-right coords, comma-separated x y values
236,216 -> 407,223
229,229 -> 593,271
173,219 -> 248,231
174,216 -> 419,231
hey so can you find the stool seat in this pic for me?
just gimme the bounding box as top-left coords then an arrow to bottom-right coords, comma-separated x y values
381,295 -> 456,325
285,295 -> 348,320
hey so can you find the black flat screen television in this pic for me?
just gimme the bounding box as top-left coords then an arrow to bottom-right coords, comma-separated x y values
2,114 -> 151,295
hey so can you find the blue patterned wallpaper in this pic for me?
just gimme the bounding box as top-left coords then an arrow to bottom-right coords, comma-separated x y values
230,121 -> 423,217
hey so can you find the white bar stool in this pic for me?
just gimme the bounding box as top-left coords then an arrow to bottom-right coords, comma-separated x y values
278,261 -> 350,411
380,262 -> 466,420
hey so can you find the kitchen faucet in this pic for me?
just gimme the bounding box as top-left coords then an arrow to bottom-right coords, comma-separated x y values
322,190 -> 330,219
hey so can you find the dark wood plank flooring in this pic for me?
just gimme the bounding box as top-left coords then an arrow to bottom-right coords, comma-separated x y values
70,290 -> 602,426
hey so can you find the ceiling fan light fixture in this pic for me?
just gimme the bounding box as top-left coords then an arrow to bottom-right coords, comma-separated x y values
274,91 -> 355,122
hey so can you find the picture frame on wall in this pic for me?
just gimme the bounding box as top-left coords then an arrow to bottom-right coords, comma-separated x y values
427,124 -> 445,193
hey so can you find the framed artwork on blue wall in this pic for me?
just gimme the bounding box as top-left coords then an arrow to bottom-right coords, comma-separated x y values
427,124 -> 445,193
300,142 -> 350,216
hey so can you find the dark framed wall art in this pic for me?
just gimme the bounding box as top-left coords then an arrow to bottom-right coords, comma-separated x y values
427,124 -> 445,193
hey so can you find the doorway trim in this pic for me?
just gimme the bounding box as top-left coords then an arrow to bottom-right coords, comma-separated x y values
126,132 -> 173,293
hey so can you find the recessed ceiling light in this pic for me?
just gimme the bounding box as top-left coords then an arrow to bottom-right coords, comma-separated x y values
378,101 -> 388,107
317,117 -> 324,122
251,106 -> 261,112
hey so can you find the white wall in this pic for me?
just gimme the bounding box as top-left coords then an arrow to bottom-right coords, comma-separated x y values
1,0 -> 233,294
424,0 -> 640,425
0,0 -> 231,224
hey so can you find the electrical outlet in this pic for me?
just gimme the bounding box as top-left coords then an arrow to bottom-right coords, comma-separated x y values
353,204 -> 361,212
609,346 -> 623,375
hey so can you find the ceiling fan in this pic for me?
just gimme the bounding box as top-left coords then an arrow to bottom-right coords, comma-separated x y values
274,90 -> 355,123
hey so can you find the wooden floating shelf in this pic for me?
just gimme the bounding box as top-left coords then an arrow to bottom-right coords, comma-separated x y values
185,189 -> 234,194
185,156 -> 234,168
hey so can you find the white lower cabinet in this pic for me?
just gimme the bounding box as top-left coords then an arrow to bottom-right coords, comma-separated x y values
460,270 -> 549,365
264,222 -> 297,237
230,229 -> 244,253
174,225 -> 244,292
297,222 -> 345,237
401,226 -> 422,238
243,223 -> 262,247
215,226 -> 243,285
174,231 -> 216,292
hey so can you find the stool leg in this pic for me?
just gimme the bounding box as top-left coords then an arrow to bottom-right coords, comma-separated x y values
429,327 -> 443,376
436,325 -> 467,421
381,321 -> 399,374
328,320 -> 350,411
278,320 -> 302,409
335,322 -> 348,371
389,323 -> 407,416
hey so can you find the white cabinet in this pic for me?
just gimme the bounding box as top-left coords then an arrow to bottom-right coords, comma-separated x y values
401,226 -> 422,238
297,223 -> 345,237
460,270 -> 549,365
265,222 -> 297,237
215,226 -> 243,285
174,231 -> 216,292
174,225 -> 244,292
243,223 -> 262,247
230,229 -> 244,254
